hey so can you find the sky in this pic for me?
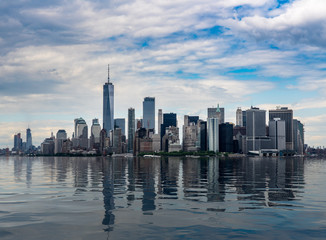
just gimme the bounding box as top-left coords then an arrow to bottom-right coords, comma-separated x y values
1,0 -> 326,148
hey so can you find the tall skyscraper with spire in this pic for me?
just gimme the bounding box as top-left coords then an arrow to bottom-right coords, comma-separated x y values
26,128 -> 32,150
103,65 -> 114,133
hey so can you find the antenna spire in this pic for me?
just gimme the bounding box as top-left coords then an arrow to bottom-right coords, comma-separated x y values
108,64 -> 110,83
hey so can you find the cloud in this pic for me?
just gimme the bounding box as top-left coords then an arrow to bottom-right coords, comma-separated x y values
0,0 -> 326,148
223,0 -> 326,48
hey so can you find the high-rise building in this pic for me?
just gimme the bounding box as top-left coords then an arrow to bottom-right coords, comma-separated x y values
269,107 -> 293,150
200,121 -> 207,151
208,118 -> 219,152
219,123 -> 234,153
269,118 -> 286,151
113,128 -> 122,154
246,107 -> 269,152
74,117 -> 88,149
56,129 -> 67,140
158,109 -> 163,136
242,110 -> 247,127
183,115 -> 200,152
103,65 -> 114,133
143,97 -> 155,130
114,118 -> 125,136
293,119 -> 304,154
161,113 -> 177,140
26,128 -> 32,150
208,104 -> 224,123
55,129 -> 67,154
128,108 -> 135,153
74,117 -> 88,139
91,118 -> 101,147
236,108 -> 243,127
13,133 -> 22,151
246,107 -> 266,138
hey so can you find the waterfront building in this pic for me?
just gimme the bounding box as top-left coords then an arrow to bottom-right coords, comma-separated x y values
162,126 -> 181,152
269,107 -> 293,150
128,108 -> 135,153
160,113 -> 177,138
236,108 -> 243,127
246,107 -> 271,152
100,129 -> 108,154
158,109 -> 163,136
13,133 -> 22,151
242,110 -> 247,127
74,117 -> 88,149
91,119 -> 101,149
233,126 -> 246,153
114,118 -> 125,136
112,128 -> 122,154
103,65 -> 114,133
143,97 -> 155,131
183,115 -> 200,152
269,118 -> 286,151
26,128 -> 32,151
41,137 -> 55,155
200,121 -> 207,151
293,119 -> 304,155
134,128 -> 153,156
55,129 -> 67,154
219,123 -> 234,153
207,118 -> 219,152
152,134 -> 161,152
208,104 -> 224,123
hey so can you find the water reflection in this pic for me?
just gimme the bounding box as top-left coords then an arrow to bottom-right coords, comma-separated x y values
5,156 -> 306,235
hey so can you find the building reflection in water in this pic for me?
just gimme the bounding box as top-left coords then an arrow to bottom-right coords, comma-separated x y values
14,156 -> 304,233
102,158 -> 115,231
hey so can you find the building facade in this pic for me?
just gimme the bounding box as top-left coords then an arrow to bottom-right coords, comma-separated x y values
219,123 -> 234,153
114,118 -> 125,136
269,107 -> 293,150
207,118 -> 219,152
236,108 -> 243,127
103,65 -> 114,133
269,118 -> 286,151
208,104 -> 224,123
143,97 -> 155,130
128,108 -> 135,153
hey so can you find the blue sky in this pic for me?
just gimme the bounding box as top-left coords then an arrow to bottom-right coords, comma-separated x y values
0,0 -> 326,148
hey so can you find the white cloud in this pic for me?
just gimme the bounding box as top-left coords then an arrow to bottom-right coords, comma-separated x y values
223,0 -> 326,48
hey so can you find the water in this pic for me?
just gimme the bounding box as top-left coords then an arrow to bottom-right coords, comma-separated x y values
0,156 -> 326,239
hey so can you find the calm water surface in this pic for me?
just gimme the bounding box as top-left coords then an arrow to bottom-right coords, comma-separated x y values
1,156 -> 326,239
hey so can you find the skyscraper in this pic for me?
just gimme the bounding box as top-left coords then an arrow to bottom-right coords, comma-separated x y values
269,107 -> 293,150
158,109 -> 162,136
91,118 -> 101,146
74,117 -> 88,139
55,129 -> 67,154
207,104 -> 225,123
26,128 -> 32,150
103,65 -> 114,133
128,108 -> 135,153
293,119 -> 304,154
14,133 -> 22,151
143,97 -> 155,130
161,113 -> 177,139
236,108 -> 243,127
219,123 -> 233,153
114,118 -> 125,136
246,107 -> 270,152
208,118 -> 219,152
269,118 -> 286,151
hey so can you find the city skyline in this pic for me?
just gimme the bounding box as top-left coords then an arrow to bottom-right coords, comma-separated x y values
0,0 -> 326,147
